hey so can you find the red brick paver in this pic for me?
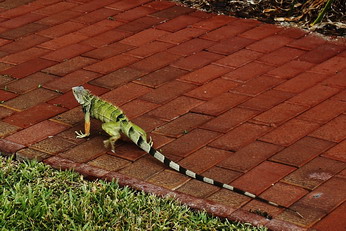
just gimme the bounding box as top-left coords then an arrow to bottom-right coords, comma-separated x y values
0,1 -> 345,230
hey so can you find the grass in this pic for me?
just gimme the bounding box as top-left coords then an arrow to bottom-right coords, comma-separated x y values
0,156 -> 267,231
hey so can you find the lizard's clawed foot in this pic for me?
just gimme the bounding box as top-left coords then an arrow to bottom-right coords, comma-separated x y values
103,139 -> 111,150
148,137 -> 153,147
75,130 -> 90,138
103,138 -> 117,153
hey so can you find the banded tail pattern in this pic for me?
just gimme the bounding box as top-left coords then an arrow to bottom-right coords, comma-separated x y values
126,126 -> 303,219
72,86 -> 303,218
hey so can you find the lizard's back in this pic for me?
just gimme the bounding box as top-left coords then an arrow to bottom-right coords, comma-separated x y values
89,97 -> 128,124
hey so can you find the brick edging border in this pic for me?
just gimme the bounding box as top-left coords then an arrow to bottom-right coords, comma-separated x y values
42,155 -> 307,231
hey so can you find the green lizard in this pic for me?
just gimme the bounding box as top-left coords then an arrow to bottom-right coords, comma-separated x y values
72,86 -> 303,218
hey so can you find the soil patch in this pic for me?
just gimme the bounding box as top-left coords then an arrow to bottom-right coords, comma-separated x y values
173,0 -> 345,37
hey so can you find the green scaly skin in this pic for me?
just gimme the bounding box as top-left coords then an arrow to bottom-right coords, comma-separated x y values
72,86 -> 303,219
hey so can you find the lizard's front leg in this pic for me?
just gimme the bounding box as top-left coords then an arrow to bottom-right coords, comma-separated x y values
75,111 -> 91,138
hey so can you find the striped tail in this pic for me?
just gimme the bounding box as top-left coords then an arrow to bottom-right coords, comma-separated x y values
130,131 -> 303,218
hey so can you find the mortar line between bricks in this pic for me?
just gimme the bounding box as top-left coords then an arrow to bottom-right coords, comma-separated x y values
1,0 -> 345,230
48,119 -> 74,127
0,104 -> 21,112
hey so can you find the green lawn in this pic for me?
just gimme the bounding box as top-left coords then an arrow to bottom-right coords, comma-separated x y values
0,156 -> 267,230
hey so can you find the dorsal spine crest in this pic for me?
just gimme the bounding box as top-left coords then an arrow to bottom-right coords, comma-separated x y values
72,86 -> 303,219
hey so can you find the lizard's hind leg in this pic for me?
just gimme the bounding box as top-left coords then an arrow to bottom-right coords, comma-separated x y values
102,122 -> 121,152
131,123 -> 153,147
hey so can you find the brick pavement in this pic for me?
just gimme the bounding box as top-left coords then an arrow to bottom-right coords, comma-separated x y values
0,0 -> 345,230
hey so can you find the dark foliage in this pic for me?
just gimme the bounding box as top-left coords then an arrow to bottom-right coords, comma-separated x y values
174,0 -> 345,36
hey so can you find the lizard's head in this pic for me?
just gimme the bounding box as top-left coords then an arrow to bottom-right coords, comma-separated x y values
72,86 -> 90,105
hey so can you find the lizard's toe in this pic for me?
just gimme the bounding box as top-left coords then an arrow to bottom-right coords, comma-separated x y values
103,140 -> 110,148
148,137 -> 153,147
75,130 -> 89,138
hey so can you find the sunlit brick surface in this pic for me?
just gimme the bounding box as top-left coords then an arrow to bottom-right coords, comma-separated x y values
0,1 -> 345,230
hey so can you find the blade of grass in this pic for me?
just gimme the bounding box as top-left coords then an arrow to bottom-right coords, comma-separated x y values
311,0 -> 335,26
0,156 -> 267,231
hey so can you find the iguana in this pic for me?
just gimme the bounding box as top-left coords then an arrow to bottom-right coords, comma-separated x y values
72,86 -> 303,218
